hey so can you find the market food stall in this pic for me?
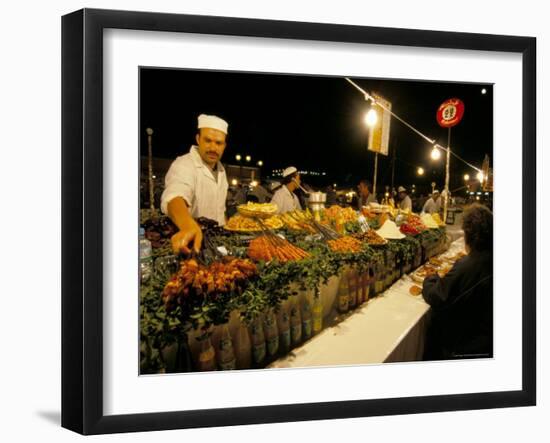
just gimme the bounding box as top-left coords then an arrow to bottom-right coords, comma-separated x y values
139,202 -> 460,374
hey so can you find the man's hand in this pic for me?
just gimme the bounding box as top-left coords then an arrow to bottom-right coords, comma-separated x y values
170,218 -> 203,255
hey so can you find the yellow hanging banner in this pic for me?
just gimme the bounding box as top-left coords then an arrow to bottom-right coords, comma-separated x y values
368,93 -> 392,156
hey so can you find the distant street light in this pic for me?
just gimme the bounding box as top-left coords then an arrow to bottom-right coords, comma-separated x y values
257,160 -> 263,167
417,167 -> 424,176
365,108 -> 378,127
464,174 -> 470,181
231,178 -> 238,186
245,155 -> 251,162
430,147 -> 441,160
235,154 -> 242,161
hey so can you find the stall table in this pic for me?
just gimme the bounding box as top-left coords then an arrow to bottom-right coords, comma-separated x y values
269,236 -> 465,368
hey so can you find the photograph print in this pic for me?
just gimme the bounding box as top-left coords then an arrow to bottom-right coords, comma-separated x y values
138,67 -> 494,375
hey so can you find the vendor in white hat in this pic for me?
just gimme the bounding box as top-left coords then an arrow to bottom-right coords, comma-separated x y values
397,186 -> 412,212
422,189 -> 441,214
270,166 -> 302,214
161,114 -> 229,254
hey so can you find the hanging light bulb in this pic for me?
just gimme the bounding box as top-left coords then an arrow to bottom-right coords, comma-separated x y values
430,147 -> 441,160
365,108 -> 378,127
417,167 -> 424,176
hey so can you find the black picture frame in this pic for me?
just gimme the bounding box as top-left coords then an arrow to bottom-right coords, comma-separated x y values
61,8 -> 536,435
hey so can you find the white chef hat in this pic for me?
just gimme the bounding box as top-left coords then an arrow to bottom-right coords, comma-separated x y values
197,114 -> 228,134
433,189 -> 440,194
397,186 -> 407,193
282,166 -> 298,178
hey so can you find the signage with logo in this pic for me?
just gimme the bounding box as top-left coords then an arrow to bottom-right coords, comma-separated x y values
436,98 -> 465,128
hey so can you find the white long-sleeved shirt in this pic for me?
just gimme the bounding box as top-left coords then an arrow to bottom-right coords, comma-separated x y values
398,195 -> 412,211
160,146 -> 228,226
271,185 -> 302,213
422,197 -> 437,214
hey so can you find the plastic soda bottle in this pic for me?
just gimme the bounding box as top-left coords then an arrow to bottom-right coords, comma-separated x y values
264,310 -> 280,358
337,273 -> 350,313
249,317 -> 266,367
348,270 -> 358,309
374,259 -> 384,294
277,303 -> 291,353
302,296 -> 312,340
197,335 -> 216,372
217,324 -> 236,370
139,227 -> 152,283
233,321 -> 252,370
290,296 -> 302,346
312,293 -> 323,335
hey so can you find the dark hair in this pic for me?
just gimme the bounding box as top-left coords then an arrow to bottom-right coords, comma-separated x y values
358,179 -> 372,192
462,203 -> 493,252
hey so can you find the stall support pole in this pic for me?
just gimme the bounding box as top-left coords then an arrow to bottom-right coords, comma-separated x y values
147,128 -> 156,215
443,127 -> 451,223
373,152 -> 379,197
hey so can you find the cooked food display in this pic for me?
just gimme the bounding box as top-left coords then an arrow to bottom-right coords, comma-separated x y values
321,205 -> 358,224
327,236 -> 364,253
446,251 -> 467,262
225,214 -> 283,231
409,285 -> 422,296
429,257 -> 444,266
420,213 -> 439,229
353,229 -> 388,245
161,257 -> 258,312
247,236 -> 310,262
431,213 -> 446,227
411,261 -> 453,283
362,202 -> 392,214
399,222 -> 421,236
416,264 -> 439,278
279,211 -> 317,233
237,202 -> 278,218
376,220 -> 406,240
406,214 -> 428,232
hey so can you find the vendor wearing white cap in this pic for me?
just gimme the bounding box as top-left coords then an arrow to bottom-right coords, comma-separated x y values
397,186 -> 412,211
161,114 -> 229,254
270,167 -> 302,214
422,189 -> 441,214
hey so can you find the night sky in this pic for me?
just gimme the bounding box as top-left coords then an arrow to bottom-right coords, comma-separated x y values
140,68 -> 492,195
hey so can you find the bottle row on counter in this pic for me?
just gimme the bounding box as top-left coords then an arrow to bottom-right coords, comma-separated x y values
161,231 -> 449,373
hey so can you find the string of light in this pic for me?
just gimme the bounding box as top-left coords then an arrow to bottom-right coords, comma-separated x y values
345,77 -> 483,174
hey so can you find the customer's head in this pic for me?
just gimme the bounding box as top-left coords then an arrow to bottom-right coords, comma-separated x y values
357,179 -> 372,198
462,203 -> 493,253
282,166 -> 300,190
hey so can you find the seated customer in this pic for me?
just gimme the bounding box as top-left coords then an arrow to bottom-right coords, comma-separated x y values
422,203 -> 493,360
